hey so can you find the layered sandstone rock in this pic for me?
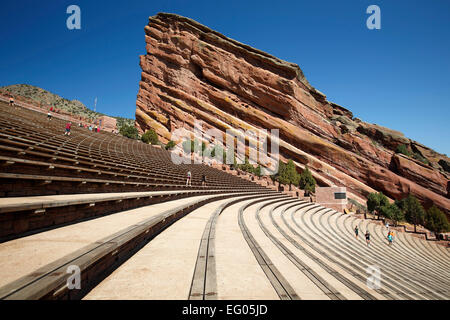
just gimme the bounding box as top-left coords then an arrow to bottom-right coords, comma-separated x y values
136,13 -> 450,214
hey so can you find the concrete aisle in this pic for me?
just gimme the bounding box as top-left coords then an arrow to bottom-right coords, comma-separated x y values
83,198 -> 232,300
215,199 -> 279,300
0,194 -> 219,288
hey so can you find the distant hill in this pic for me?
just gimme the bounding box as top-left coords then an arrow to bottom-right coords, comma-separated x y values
0,84 -> 134,129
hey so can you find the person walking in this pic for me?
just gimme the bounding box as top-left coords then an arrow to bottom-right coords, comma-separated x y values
186,170 -> 192,186
390,230 -> 395,244
64,122 -> 72,136
47,109 -> 52,120
201,174 -> 207,186
354,226 -> 359,239
365,231 -> 371,247
387,231 -> 393,246
9,96 -> 15,108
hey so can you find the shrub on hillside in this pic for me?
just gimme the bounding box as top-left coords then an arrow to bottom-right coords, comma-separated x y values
412,152 -> 430,165
380,203 -> 404,226
299,166 -> 316,193
396,144 -> 412,157
424,205 -> 450,238
366,192 -> 389,216
141,129 -> 159,145
254,165 -> 262,177
396,194 -> 425,233
119,124 -> 139,140
165,140 -> 176,150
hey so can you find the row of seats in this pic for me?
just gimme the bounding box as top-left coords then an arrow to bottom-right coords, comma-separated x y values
0,101 -> 448,300
0,101 -> 266,196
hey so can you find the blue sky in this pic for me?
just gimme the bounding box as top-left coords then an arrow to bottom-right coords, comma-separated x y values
0,0 -> 449,155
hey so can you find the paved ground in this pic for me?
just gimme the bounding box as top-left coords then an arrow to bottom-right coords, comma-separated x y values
0,194 -> 217,287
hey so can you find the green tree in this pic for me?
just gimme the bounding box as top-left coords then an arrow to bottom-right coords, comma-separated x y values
425,205 -> 450,238
276,161 -> 290,185
380,203 -> 404,226
230,156 -> 238,170
254,165 -> 262,177
202,142 -> 206,153
275,160 -> 301,190
366,192 -> 389,216
397,194 -> 426,233
299,166 -> 316,194
243,157 -> 254,173
141,129 -> 159,145
165,140 -> 176,150
119,124 -> 139,140
207,145 -> 224,161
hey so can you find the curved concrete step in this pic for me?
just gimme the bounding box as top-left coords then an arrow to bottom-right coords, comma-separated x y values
320,210 -> 450,299
0,192 -> 253,299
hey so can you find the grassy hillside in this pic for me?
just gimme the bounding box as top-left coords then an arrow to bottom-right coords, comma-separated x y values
0,84 -> 134,128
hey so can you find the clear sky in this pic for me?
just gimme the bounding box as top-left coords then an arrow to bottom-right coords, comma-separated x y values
1,0 -> 449,155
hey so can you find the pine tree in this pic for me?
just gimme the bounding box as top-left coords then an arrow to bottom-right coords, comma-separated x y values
367,192 -> 389,217
425,205 -> 450,238
397,194 -> 425,233
380,203 -> 404,226
299,166 -> 316,194
141,129 -> 159,145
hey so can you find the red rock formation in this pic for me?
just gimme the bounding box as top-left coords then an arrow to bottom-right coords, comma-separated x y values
136,13 -> 450,214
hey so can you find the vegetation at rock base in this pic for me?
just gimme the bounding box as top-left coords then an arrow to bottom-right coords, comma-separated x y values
299,166 -> 316,194
182,139 -> 203,154
165,140 -> 176,150
380,203 -> 404,226
270,160 -> 316,193
141,129 -> 159,145
366,192 -> 389,216
367,192 -> 448,236
396,194 -> 426,233
119,124 -> 139,140
424,205 -> 450,238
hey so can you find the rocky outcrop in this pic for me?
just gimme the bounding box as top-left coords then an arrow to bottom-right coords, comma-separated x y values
136,13 -> 450,214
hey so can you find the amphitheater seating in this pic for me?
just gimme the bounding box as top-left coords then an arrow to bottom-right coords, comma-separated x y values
0,101 -> 448,300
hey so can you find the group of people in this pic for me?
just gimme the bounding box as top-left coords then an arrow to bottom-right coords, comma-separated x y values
63,121 -> 102,136
354,223 -> 395,246
84,123 -> 100,132
185,171 -> 207,187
